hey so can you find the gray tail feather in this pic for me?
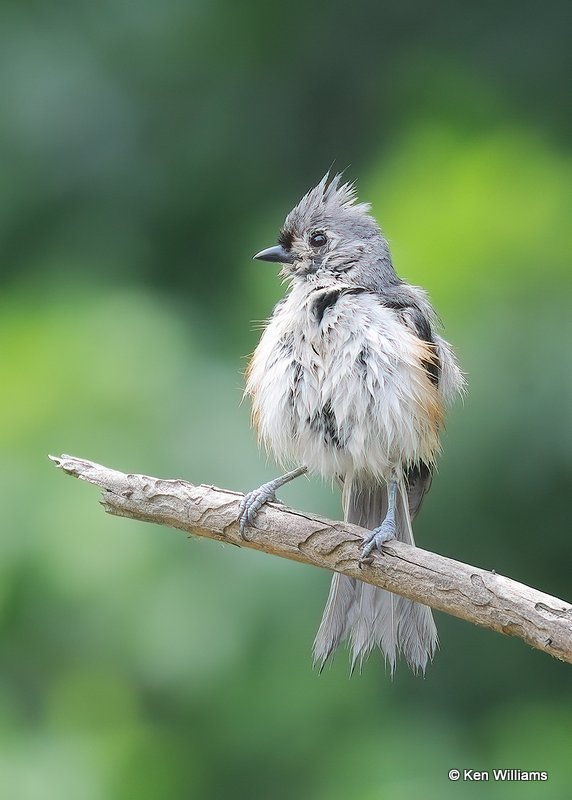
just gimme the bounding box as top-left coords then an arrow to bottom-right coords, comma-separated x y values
312,476 -> 438,674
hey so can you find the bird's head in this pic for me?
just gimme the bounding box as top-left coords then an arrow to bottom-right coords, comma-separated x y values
253,173 -> 396,287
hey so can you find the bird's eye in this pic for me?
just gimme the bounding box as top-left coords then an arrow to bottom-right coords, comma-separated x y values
309,231 -> 327,248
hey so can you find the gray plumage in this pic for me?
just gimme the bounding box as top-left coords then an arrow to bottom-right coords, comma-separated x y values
244,174 -> 464,674
314,476 -> 437,674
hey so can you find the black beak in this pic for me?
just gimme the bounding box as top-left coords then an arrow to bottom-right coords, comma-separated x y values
253,244 -> 295,264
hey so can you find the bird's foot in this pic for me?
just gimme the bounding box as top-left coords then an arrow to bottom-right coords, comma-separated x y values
238,481 -> 279,539
237,466 -> 307,539
360,517 -> 396,562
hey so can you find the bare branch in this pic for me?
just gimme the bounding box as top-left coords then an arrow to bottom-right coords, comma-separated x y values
49,454 -> 572,665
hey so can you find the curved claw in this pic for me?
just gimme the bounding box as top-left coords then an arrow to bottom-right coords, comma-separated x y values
360,519 -> 396,561
238,483 -> 277,539
237,467 -> 307,540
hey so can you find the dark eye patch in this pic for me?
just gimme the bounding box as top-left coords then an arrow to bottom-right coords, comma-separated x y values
278,228 -> 294,249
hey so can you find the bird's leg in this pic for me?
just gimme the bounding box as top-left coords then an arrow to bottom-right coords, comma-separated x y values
238,466 -> 308,539
361,478 -> 398,559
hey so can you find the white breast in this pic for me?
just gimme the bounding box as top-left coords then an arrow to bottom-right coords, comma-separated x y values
246,282 -> 444,481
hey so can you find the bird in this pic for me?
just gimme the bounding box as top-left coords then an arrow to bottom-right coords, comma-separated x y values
238,174 -> 464,674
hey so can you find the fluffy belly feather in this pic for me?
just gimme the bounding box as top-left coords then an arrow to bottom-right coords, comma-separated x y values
246,285 -> 443,480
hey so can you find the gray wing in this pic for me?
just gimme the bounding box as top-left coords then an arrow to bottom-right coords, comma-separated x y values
405,461 -> 433,520
378,282 -> 465,403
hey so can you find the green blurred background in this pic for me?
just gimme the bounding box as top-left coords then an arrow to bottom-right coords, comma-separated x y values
2,1 -> 571,798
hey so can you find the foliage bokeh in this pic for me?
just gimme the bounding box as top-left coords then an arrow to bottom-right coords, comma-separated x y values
1,1 -> 571,798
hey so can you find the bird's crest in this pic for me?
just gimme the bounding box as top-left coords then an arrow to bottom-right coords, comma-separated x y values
281,173 -> 372,241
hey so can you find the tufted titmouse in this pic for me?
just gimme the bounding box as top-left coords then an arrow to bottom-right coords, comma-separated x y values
238,175 -> 464,673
